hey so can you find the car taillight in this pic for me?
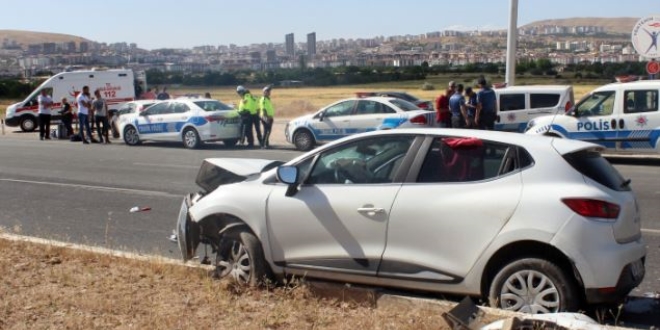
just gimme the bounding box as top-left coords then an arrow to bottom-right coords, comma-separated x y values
561,198 -> 620,219
410,114 -> 427,125
565,101 -> 572,112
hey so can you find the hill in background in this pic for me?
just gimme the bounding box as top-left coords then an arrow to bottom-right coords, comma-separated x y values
0,29 -> 91,47
521,17 -> 639,35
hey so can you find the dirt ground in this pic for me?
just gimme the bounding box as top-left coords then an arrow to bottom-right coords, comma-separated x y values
0,237 -> 472,330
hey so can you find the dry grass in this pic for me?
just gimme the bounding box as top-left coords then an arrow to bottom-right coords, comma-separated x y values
0,237 -> 478,330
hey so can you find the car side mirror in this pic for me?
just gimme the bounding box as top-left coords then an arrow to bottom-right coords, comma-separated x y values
139,111 -> 148,116
277,166 -> 300,197
317,111 -> 325,122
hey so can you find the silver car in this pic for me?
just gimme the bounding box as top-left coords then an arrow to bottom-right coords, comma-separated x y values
176,128 -> 645,313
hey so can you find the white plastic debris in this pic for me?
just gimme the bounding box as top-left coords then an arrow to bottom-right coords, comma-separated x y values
481,313 -> 606,330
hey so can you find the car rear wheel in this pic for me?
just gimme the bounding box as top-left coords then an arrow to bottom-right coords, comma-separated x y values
488,258 -> 579,313
20,116 -> 37,132
214,229 -> 269,287
182,128 -> 202,149
223,138 -> 238,147
123,126 -> 141,146
293,130 -> 315,151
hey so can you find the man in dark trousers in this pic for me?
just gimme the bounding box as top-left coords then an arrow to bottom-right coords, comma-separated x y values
236,85 -> 261,147
475,77 -> 497,130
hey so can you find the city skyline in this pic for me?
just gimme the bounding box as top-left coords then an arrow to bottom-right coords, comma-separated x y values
4,0 -> 658,50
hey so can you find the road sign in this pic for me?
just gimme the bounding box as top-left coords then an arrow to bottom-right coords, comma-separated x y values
632,16 -> 660,59
647,60 -> 660,75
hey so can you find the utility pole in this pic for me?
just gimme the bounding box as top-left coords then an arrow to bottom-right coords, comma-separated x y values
505,0 -> 518,86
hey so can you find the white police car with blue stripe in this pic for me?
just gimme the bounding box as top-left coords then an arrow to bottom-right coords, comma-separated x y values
525,80 -> 660,153
285,96 -> 435,151
119,98 -> 241,149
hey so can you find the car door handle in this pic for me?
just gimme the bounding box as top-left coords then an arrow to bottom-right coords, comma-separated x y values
619,119 -> 625,129
357,207 -> 385,214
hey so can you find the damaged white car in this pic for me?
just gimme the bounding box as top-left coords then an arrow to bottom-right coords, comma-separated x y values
175,128 -> 645,313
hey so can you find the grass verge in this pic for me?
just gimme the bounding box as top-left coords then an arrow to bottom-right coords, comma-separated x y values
0,236 -> 480,329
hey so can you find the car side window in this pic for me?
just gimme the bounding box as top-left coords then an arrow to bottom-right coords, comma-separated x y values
144,102 -> 168,115
575,91 -> 615,117
324,100 -> 356,118
171,102 -> 190,114
306,136 -> 415,185
355,100 -> 381,115
624,90 -> 659,114
530,94 -> 560,108
417,137 -> 514,183
499,94 -> 525,111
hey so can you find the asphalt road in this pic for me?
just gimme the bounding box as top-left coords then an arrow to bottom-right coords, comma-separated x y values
0,135 -> 658,326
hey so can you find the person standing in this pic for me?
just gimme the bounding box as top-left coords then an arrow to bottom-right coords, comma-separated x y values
259,85 -> 275,149
141,88 -> 156,100
157,87 -> 170,100
236,85 -> 261,148
476,77 -> 497,130
434,81 -> 456,128
77,86 -> 93,144
59,97 -> 74,138
464,87 -> 478,128
37,89 -> 53,140
449,84 -> 466,129
93,89 -> 110,143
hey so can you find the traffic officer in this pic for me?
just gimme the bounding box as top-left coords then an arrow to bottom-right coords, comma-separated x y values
236,85 -> 261,147
259,85 -> 275,149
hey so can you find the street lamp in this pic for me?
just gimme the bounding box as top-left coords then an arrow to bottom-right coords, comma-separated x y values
505,0 -> 519,86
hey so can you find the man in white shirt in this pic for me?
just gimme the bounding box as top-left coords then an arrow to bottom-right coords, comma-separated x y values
37,89 -> 53,140
76,85 -> 93,144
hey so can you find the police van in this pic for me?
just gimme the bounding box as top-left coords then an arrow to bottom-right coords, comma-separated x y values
494,85 -> 574,132
525,80 -> 660,153
4,69 -> 144,132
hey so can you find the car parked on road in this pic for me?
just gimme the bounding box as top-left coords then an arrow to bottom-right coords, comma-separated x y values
356,91 -> 434,110
494,85 -> 574,132
175,128 -> 645,314
525,81 -> 660,153
118,98 -> 241,149
111,100 -> 159,138
285,96 -> 435,151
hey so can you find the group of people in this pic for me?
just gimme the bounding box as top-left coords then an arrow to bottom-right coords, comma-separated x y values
435,77 -> 497,130
236,85 -> 275,149
37,86 -> 113,144
140,86 -> 171,100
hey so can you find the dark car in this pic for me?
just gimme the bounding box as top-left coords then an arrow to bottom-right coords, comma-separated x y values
356,91 -> 434,110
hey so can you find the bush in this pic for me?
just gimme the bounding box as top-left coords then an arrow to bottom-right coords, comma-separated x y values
421,82 -> 435,91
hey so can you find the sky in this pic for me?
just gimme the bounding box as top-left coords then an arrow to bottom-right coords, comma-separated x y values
3,0 -> 659,50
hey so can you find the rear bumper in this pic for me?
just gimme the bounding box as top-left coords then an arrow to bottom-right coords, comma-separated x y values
585,257 -> 645,305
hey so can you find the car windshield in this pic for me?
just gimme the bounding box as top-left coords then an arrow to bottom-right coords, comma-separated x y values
194,100 -> 233,111
389,99 -> 421,111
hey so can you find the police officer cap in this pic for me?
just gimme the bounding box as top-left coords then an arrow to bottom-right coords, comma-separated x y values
236,85 -> 247,94
263,85 -> 272,92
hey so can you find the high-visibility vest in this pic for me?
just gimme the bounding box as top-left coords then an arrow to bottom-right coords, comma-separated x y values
259,96 -> 274,117
239,93 -> 258,115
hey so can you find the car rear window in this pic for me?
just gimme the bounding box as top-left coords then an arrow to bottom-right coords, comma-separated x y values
563,150 -> 631,191
390,99 -> 421,111
530,93 -> 560,108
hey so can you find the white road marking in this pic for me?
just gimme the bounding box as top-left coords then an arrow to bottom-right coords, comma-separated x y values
132,162 -> 198,169
642,228 -> 660,235
0,178 -> 179,198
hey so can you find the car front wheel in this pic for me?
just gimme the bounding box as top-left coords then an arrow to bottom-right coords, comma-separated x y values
20,116 -> 37,132
293,129 -> 315,151
123,126 -> 141,146
214,229 -> 269,286
488,258 -> 579,313
182,128 -> 202,149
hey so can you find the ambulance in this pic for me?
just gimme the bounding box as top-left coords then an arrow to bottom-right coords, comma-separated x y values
4,69 -> 145,132
525,80 -> 660,153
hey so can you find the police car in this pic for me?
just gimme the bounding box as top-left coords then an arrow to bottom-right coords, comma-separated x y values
525,80 -> 660,153
118,98 -> 241,149
285,96 -> 435,151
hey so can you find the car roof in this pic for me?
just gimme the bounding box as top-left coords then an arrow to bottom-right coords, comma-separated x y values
130,100 -> 160,105
596,80 -> 660,91
495,85 -> 573,92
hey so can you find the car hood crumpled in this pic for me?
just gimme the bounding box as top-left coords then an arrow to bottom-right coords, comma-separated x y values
195,158 -> 283,192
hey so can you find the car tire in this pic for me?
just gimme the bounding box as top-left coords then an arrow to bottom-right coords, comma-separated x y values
123,126 -> 141,146
488,258 -> 579,313
223,138 -> 238,147
182,128 -> 202,149
214,229 -> 270,287
293,129 -> 315,151
20,116 -> 37,132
